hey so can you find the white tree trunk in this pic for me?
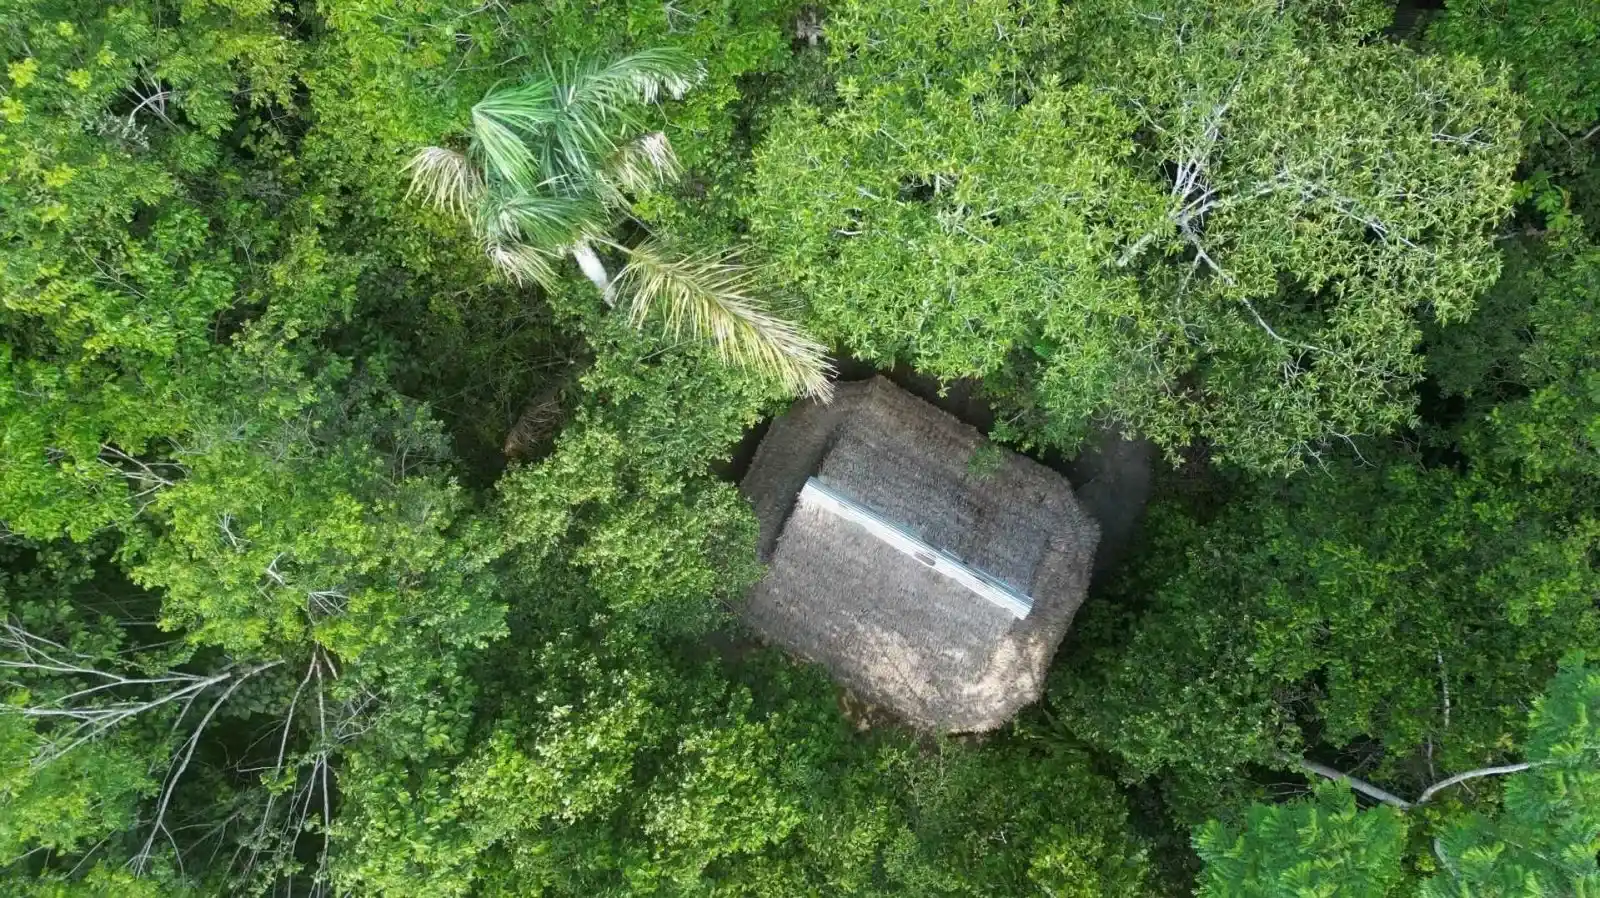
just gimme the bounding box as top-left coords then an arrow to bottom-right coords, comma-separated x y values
570,242 -> 614,306
1298,759 -> 1415,809
1297,756 -> 1547,810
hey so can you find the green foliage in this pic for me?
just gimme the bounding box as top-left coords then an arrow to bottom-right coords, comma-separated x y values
0,0 -> 311,541
1195,784 -> 1409,898
1,0 -> 1596,893
1431,0 -> 1600,139
0,713 -> 149,861
1192,659 -> 1600,898
143,381 -> 505,681
1423,656 -> 1600,897
336,624 -> 1160,897
1059,208 -> 1600,796
747,0 -> 1163,447
1057,460 -> 1600,783
1469,238 -> 1600,484
749,0 -> 1522,471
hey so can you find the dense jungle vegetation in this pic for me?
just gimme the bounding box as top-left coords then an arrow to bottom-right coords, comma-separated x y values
1,0 -> 1597,894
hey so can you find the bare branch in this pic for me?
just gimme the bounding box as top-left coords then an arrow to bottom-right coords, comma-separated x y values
1298,755 -> 1548,811
1416,762 -> 1542,805
133,661 -> 281,873
0,623 -> 241,766
1438,650 -> 1451,730
1297,758 -> 1414,809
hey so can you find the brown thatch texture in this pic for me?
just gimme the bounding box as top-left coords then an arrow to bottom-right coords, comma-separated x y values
503,380 -> 568,460
739,378 -> 1098,733
740,380 -> 871,559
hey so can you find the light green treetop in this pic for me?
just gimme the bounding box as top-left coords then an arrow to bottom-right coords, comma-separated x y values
1195,657 -> 1600,898
748,0 -> 1522,471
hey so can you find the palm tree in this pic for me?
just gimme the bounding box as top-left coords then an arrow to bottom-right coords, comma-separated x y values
405,49 -> 832,399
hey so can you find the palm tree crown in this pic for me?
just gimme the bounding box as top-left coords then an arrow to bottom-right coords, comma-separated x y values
406,50 -> 832,399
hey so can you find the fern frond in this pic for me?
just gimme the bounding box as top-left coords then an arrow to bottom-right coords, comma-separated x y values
615,241 -> 834,399
403,147 -> 483,217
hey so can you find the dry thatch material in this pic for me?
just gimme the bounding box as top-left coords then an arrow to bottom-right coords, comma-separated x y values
503,380 -> 568,460
740,378 -> 1098,733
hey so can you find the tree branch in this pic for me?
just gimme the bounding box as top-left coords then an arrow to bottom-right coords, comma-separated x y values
1416,762 -> 1542,805
1297,756 -> 1549,811
132,661 -> 281,872
1297,759 -> 1414,809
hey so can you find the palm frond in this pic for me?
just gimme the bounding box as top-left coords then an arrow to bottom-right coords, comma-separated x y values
614,241 -> 834,399
571,48 -> 704,111
471,112 -> 540,189
472,80 -> 558,132
477,189 -> 597,252
485,242 -> 561,291
403,147 -> 483,218
604,132 -> 681,200
471,81 -> 560,188
549,108 -> 624,187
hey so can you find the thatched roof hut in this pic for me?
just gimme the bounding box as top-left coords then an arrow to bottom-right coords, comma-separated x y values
740,378 -> 1099,733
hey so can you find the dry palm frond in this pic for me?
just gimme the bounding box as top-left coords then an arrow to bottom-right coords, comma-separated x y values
486,242 -> 561,290
403,147 -> 483,217
601,132 -> 681,205
615,241 -> 834,399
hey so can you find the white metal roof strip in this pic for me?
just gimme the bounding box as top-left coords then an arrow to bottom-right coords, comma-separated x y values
798,477 -> 1033,619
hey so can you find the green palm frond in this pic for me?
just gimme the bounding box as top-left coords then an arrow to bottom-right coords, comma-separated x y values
477,188 -> 597,251
570,48 -> 704,111
404,50 -> 713,303
471,80 -> 559,187
472,112 -> 541,189
472,80 -> 558,132
614,241 -> 834,399
549,104 -> 624,188
403,147 -> 483,217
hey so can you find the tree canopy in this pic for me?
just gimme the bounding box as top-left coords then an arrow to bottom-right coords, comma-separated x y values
0,0 -> 1595,895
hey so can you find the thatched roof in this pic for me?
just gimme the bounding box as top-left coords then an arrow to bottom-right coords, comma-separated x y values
739,378 -> 1099,733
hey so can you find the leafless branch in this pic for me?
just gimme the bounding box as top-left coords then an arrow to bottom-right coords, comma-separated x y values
1416,762 -> 1542,805
1297,755 -> 1549,811
1438,650 -> 1451,730
132,661 -> 281,872
0,623 -> 240,765
1298,758 -> 1415,809
126,86 -> 176,127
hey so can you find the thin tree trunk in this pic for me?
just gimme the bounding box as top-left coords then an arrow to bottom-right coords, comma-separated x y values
1297,759 -> 1415,809
1296,757 -> 1547,810
1416,762 -> 1541,805
570,242 -> 613,305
